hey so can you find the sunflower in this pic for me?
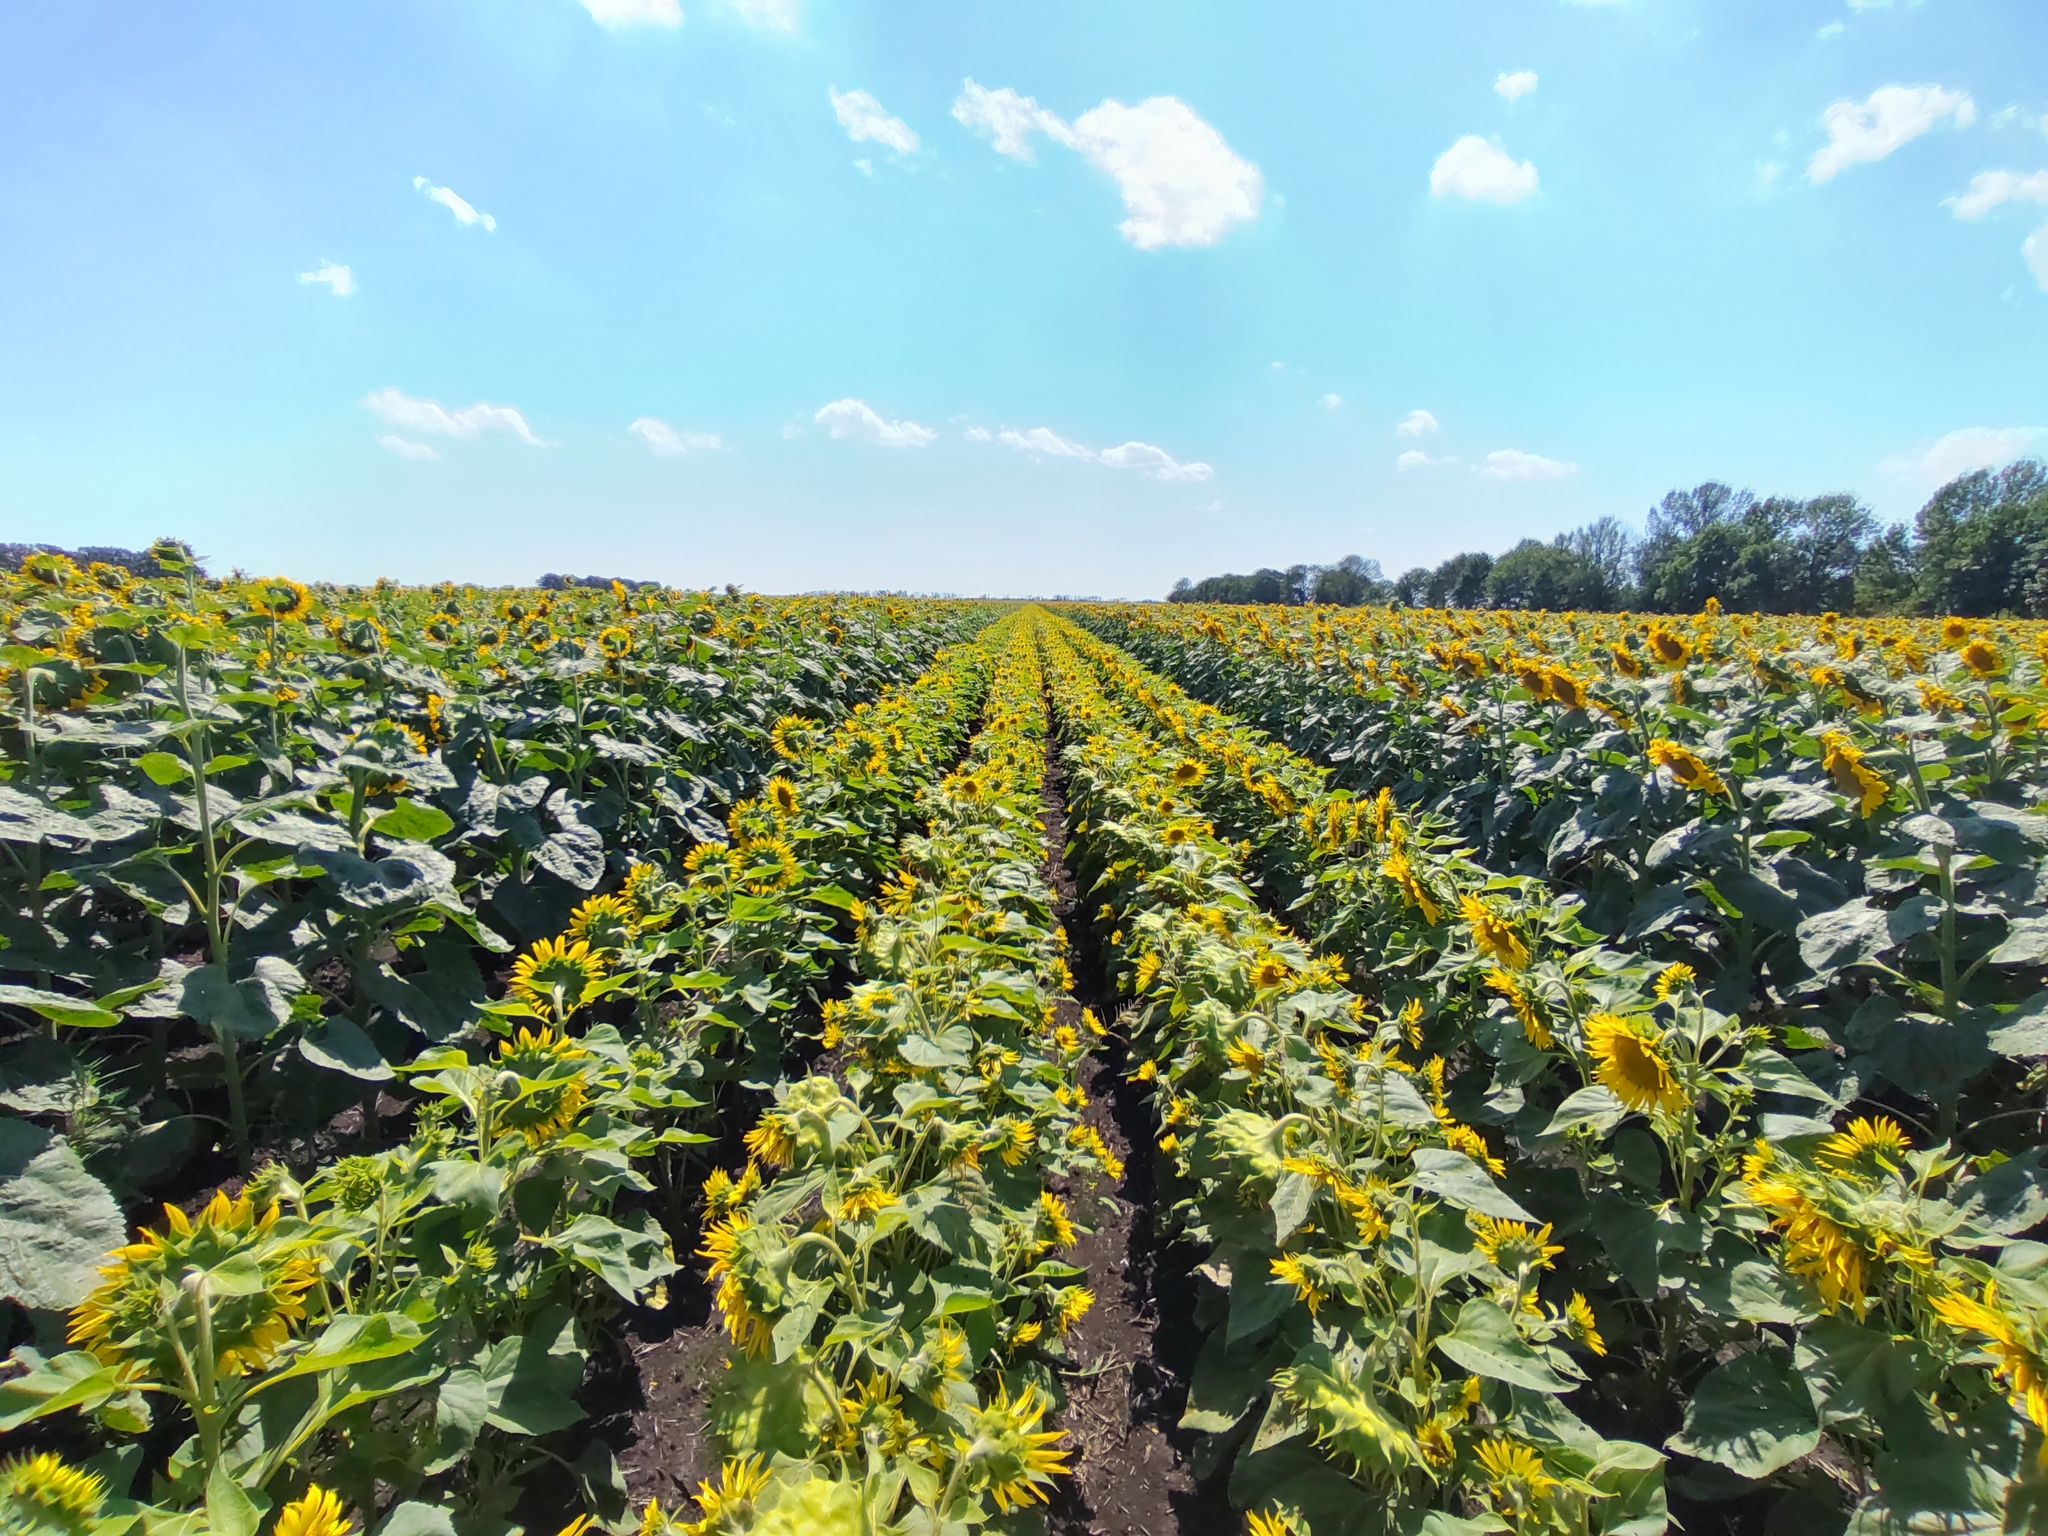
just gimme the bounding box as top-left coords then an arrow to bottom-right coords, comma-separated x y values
1249,954 -> 1290,990
1646,738 -> 1727,796
1743,1147 -> 1866,1314
832,1180 -> 896,1223
508,935 -> 606,1018
1645,627 -> 1690,666
1270,1253 -> 1325,1315
1930,1284 -> 2048,1432
566,893 -> 639,950
1171,759 -> 1205,786
1565,1292 -> 1606,1355
274,1486 -> 355,1536
1960,639 -> 2003,678
680,1454 -> 771,1535
0,1453 -> 106,1536
1471,1215 -> 1563,1274
494,1026 -> 593,1146
1246,1512 -> 1299,1536
1651,963 -> 1696,1001
597,625 -> 633,659
247,577 -> 314,621
1459,894 -> 1529,971
1815,1115 -> 1911,1178
69,1191 -> 321,1381
1940,616 -> 1970,645
1039,1191 -> 1078,1250
1475,1439 -> 1560,1512
1819,732 -> 1889,817
1584,1013 -> 1685,1115
1379,850 -> 1444,923
764,776 -> 801,817
742,1113 -> 798,1169
1054,1285 -> 1094,1333
1485,969 -> 1551,1048
954,1381 -> 1071,1514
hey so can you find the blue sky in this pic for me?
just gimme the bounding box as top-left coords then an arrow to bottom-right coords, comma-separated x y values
3,0 -> 2044,597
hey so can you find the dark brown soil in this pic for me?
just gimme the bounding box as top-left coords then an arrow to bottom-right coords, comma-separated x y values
1040,737 -> 1233,1536
590,1273 -> 729,1516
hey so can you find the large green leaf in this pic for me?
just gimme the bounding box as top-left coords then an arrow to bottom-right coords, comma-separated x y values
1665,1348 -> 1818,1477
1407,1148 -> 1535,1221
1435,1299 -> 1576,1394
0,1121 -> 125,1310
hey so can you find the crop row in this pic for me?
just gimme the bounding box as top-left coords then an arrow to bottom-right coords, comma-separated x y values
0,596 -> 1002,1535
1042,608 -> 2046,1535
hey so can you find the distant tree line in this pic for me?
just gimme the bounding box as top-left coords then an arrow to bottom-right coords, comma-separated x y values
1166,460 -> 2048,616
537,573 -> 662,591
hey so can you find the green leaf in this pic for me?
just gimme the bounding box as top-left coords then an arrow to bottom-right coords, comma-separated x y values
0,1348 -> 142,1432
205,1458 -> 267,1536
0,1122 -> 125,1310
538,1212 -> 677,1304
1665,1348 -> 1818,1477
1407,1148 -> 1535,1221
202,754 -> 253,775
370,799 -> 456,843
136,752 -> 189,786
479,1323 -> 586,1435
373,1504 -> 459,1536
0,984 -> 120,1030
1435,1299 -> 1576,1394
180,958 -> 304,1041
297,1017 -> 394,1082
708,1351 -> 827,1459
255,1312 -> 426,1390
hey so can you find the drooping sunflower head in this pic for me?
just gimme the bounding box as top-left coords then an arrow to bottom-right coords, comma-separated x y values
1565,1292 -> 1606,1355
1038,1191 -> 1079,1250
1473,1438 -> 1560,1513
567,893 -> 640,952
1583,1013 -> 1685,1116
0,1453 -> 106,1536
956,1381 -> 1071,1514
1651,962 -> 1696,1002
1458,894 -> 1530,971
1246,1510 -> 1300,1536
494,1025 -> 594,1147
1646,738 -> 1727,796
68,1190 -> 321,1380
1053,1285 -> 1094,1334
508,935 -> 607,1018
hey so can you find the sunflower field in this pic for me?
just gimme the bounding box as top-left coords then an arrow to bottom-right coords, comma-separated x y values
4,553 -> 2048,1536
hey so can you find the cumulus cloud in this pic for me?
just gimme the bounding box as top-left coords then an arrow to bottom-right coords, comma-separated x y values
1397,450 -> 1454,470
1069,97 -> 1264,249
1321,394 -> 1343,411
630,417 -> 722,456
362,387 -> 547,445
1809,85 -> 1976,184
1430,136 -> 1539,203
1880,427 -> 2044,487
1395,409 -> 1440,438
378,435 -> 438,460
829,89 -> 918,154
299,262 -> 354,297
1479,448 -> 1576,480
725,0 -> 797,29
1946,169 -> 2048,220
969,422 -> 1213,479
581,0 -> 681,27
954,83 -> 1261,249
413,177 -> 496,231
1495,71 -> 1538,102
814,398 -> 936,448
953,79 -> 1074,162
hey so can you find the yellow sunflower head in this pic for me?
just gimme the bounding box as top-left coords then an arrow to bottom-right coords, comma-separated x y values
494,1025 -> 595,1147
274,1486 -> 355,1536
955,1381 -> 1071,1514
567,893 -> 639,951
508,935 -> 606,1018
0,1453 -> 106,1536
1584,1013 -> 1685,1116
247,577 -> 314,621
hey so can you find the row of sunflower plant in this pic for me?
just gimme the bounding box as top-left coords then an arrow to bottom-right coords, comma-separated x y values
1075,601 -> 2048,1137
0,619 -> 1009,1536
0,537 -> 986,1235
1049,611 -> 2048,1534
662,609 -> 1117,1536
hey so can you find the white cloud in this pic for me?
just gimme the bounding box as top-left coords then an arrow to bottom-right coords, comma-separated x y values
1430,136 -> 1539,203
413,177 -> 496,231
1818,22 -> 1845,39
1395,409 -> 1440,439
362,387 -> 547,445
1479,448 -> 1577,480
829,89 -> 918,154
814,398 -> 935,448
1809,85 -> 1976,184
997,426 -> 1094,459
1397,449 -> 1454,470
952,79 -> 1074,162
1321,393 -> 1343,411
378,435 -> 438,460
299,262 -> 354,297
968,422 -> 1213,479
1880,427 -> 2043,486
725,0 -> 797,30
1946,169 -> 2048,220
1494,71 -> 1538,102
630,417 -> 722,456
1069,97 -> 1264,249
1099,442 -> 1213,480
581,0 -> 681,27
854,158 -> 873,177
2027,223 -> 2048,289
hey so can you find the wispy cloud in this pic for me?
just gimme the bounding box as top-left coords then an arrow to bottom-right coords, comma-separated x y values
954,82 -> 1262,249
378,435 -> 438,460
1431,136 -> 1539,203
1494,71 -> 1538,102
972,422 -> 1214,480
1809,85 -> 1975,184
630,417 -> 723,456
1397,450 -> 1455,470
1395,409 -> 1440,439
1479,448 -> 1576,480
1880,426 -> 2043,487
1946,169 -> 2048,220
299,262 -> 354,297
725,0 -> 797,29
362,387 -> 547,445
581,0 -> 682,27
829,89 -> 918,154
413,177 -> 496,231
1099,441 -> 1214,480
1320,393 -> 1343,411
814,398 -> 936,448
